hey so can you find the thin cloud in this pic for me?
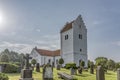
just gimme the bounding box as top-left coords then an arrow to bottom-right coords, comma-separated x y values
36,29 -> 41,32
0,41 -> 33,53
35,34 -> 60,50
112,41 -> 120,46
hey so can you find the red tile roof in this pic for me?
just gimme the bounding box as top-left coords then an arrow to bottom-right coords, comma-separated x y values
60,21 -> 74,33
35,49 -> 60,57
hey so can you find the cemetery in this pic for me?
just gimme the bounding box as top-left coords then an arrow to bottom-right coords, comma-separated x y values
0,51 -> 118,80
0,1 -> 119,80
0,14 -> 119,80
4,66 -> 117,80
0,15 -> 119,80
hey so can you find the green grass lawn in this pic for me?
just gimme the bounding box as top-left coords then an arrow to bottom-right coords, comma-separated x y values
6,68 -> 117,80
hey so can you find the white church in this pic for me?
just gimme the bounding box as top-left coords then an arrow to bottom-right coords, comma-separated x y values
30,15 -> 88,67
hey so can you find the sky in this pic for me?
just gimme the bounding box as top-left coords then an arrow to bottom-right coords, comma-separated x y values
0,0 -> 120,62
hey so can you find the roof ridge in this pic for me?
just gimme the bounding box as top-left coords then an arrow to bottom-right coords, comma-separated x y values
35,48 -> 60,56
60,21 -> 74,33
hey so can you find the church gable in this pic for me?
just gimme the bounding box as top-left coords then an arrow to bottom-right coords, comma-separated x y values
60,15 -> 86,33
74,15 -> 86,29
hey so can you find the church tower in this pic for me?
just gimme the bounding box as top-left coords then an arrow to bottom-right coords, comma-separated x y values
60,15 -> 88,67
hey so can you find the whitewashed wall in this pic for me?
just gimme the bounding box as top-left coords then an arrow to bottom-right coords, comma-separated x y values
61,29 -> 73,54
61,29 -> 74,66
30,49 -> 42,65
30,49 -> 61,67
73,16 -> 88,67
61,15 -> 88,67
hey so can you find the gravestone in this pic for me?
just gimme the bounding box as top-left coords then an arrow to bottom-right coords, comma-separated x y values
56,64 -> 60,70
0,64 -> 6,73
56,59 -> 58,65
43,64 -> 53,80
78,67 -> 82,74
0,65 -> 2,72
19,54 -> 33,80
70,68 -> 77,75
56,59 -> 60,70
96,66 -> 105,80
36,63 -> 40,72
52,62 -> 54,68
0,65 -> 3,72
117,68 -> 120,80
90,63 -> 94,74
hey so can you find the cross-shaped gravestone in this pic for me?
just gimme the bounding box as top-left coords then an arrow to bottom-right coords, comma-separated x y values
24,54 -> 32,69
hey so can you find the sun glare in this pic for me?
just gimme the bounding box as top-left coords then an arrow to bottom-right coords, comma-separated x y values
0,12 -> 5,31
0,14 -> 2,24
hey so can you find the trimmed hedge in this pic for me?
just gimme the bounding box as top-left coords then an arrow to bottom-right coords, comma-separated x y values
65,63 -> 77,69
0,62 -> 19,73
0,73 -> 9,80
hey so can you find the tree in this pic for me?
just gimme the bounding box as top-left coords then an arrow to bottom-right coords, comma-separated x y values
95,57 -> 109,72
107,59 -> 115,70
88,60 -> 93,68
0,49 -> 22,62
80,61 -> 85,68
31,59 -> 37,67
115,62 -> 120,70
0,54 -> 9,62
90,61 -> 94,74
59,58 -> 64,67
95,57 -> 108,67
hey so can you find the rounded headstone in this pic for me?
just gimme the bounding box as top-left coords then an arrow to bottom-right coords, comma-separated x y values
96,66 -> 105,80
117,68 -> 120,80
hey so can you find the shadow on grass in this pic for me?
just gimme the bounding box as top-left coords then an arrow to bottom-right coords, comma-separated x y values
76,74 -> 92,77
33,71 -> 42,74
6,73 -> 20,76
106,72 -> 114,75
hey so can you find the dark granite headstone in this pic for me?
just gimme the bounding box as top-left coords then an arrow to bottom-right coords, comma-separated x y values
56,64 -> 60,70
21,69 -> 32,78
56,59 -> 58,65
96,66 -> 105,80
36,63 -> 40,72
0,65 -> 4,72
52,62 -> 54,68
90,63 -> 94,74
78,67 -> 82,74
19,54 -> 33,80
43,64 -> 53,80
0,64 -> 7,73
48,59 -> 51,64
117,68 -> 120,80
